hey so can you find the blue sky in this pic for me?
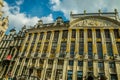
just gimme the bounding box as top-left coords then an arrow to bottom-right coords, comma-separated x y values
2,0 -> 120,33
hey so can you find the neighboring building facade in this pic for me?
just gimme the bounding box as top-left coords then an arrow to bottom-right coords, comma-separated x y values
0,10 -> 120,80
0,0 -> 8,41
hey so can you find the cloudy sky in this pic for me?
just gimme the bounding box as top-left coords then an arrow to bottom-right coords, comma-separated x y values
3,0 -> 120,33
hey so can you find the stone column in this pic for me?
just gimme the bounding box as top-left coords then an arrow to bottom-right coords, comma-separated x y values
11,58 -> 19,77
62,59 -> 68,80
100,29 -> 110,80
51,30 -> 62,80
25,33 -> 34,57
62,29 -> 72,80
31,33 -> 40,57
6,41 -> 10,47
47,31 -> 54,57
73,29 -> 79,80
40,32 -> 47,80
2,41 -> 6,48
19,33 -> 29,56
0,65 -> 7,78
17,58 -> 26,76
56,30 -> 63,55
0,41 -> 4,47
41,59 -> 48,80
92,29 -> 98,78
109,29 -> 118,55
83,29 -> 88,80
50,59 -> 58,80
73,60 -> 78,80
39,32 -> 47,56
115,62 -> 120,80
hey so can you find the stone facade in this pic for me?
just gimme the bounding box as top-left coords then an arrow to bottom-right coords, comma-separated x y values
0,0 -> 8,41
0,10 -> 120,80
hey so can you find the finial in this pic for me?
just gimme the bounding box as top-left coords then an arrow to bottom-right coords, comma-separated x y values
98,9 -> 101,13
114,9 -> 118,14
5,16 -> 9,20
84,10 -> 86,14
70,11 -> 73,15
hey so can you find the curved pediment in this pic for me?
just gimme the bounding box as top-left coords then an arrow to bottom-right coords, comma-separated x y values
70,16 -> 120,28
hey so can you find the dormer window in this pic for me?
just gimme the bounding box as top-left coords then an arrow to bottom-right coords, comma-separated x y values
2,22 -> 6,26
54,17 -> 64,26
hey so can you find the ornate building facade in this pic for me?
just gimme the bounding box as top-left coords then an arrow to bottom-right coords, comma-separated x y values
0,9 -> 120,80
0,0 -> 8,41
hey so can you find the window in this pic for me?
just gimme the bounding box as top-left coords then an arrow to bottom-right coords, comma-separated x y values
33,33 -> 37,42
48,59 -> 53,64
88,61 -> 93,67
67,70 -> 73,80
60,42 -> 67,53
98,62 -> 104,68
35,42 -> 41,56
111,74 -> 118,80
28,33 -> 32,40
69,60 -> 74,66
77,71 -> 83,80
79,42 -> 84,55
72,29 -> 76,38
88,29 -> 92,38
109,62 -> 115,68
51,42 -> 57,54
97,42 -> 103,59
43,42 -> 49,53
53,31 -> 59,41
116,42 -> 120,55
40,32 -> 44,40
70,41 -> 75,55
78,61 -> 83,66
114,29 -> 120,38
79,29 -> 84,38
62,30 -> 68,39
96,29 -> 101,38
46,31 -> 51,40
104,29 -> 110,38
106,42 -> 113,56
88,42 -> 92,58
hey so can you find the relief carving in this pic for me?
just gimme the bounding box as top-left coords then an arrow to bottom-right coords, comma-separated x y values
73,19 -> 114,27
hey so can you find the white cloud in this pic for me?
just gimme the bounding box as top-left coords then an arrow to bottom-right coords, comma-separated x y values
16,0 -> 24,5
50,0 -> 120,19
41,14 -> 53,23
2,1 -> 54,33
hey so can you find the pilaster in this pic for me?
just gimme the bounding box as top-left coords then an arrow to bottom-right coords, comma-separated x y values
17,58 -> 26,76
39,32 -> 47,54
83,29 -> 88,79
100,29 -> 110,80
19,33 -> 29,56
31,33 -> 40,56
11,58 -> 19,77
40,32 -> 47,80
109,29 -> 118,55
56,30 -> 63,54
72,29 -> 79,80
25,33 -> 34,57
72,60 -> 78,80
62,29 -> 72,80
51,30 -> 62,80
92,29 -> 98,78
